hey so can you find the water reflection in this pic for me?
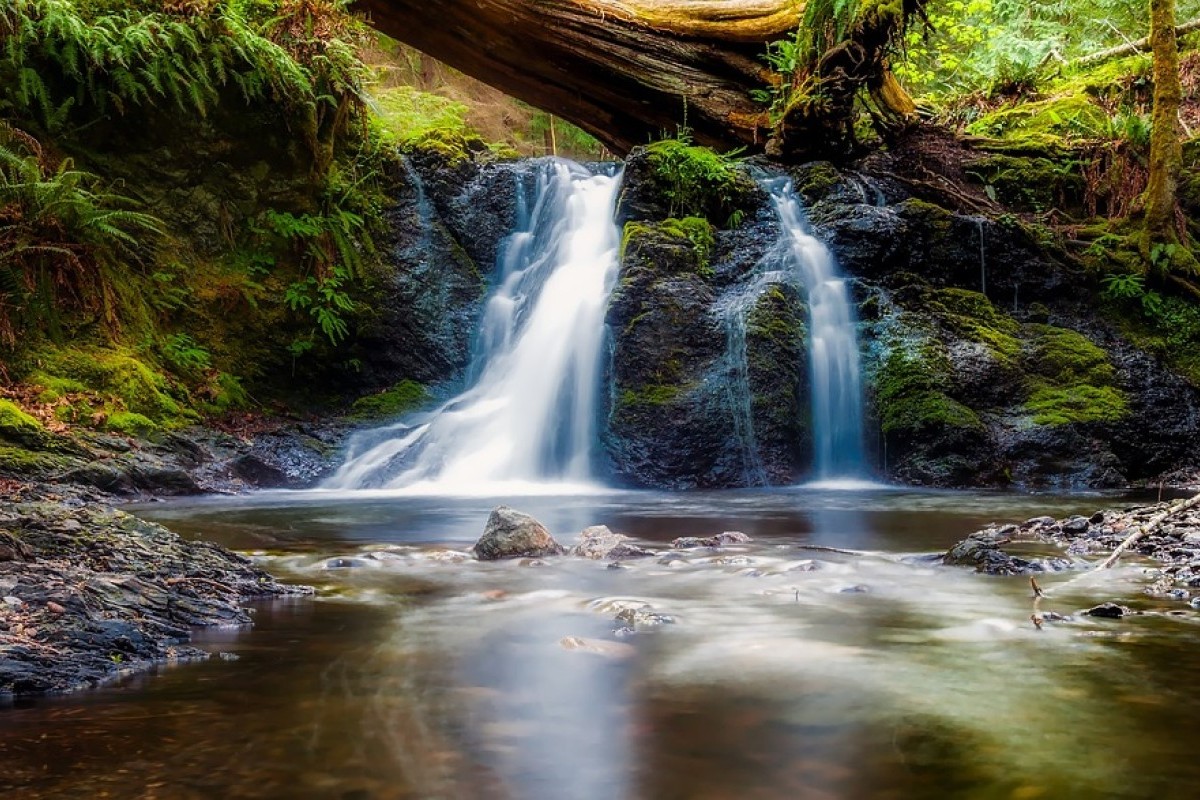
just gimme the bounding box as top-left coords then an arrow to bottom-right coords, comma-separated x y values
3,489 -> 1198,799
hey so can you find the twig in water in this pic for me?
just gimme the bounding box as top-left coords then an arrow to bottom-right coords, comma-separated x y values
1030,576 -> 1044,598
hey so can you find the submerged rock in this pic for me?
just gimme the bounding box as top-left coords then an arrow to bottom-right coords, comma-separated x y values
672,531 -> 752,549
473,506 -> 565,561
571,526 -> 655,560
1085,602 -> 1129,619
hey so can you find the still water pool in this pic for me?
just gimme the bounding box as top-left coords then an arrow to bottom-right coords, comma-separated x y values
2,487 -> 1197,799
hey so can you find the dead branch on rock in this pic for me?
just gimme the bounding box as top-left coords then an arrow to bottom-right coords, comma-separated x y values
1096,491 -> 1200,570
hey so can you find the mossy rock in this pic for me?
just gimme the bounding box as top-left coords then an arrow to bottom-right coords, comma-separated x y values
616,384 -> 684,412
0,444 -> 75,479
1025,384 -> 1127,426
351,380 -> 430,420
966,96 -> 1109,141
1023,325 -> 1114,386
875,345 -> 984,435
104,411 -> 159,436
0,399 -> 47,448
966,153 -> 1085,213
31,347 -> 196,427
621,218 -> 714,276
635,139 -> 757,226
789,161 -> 844,205
908,287 -> 1022,365
1020,325 -> 1127,425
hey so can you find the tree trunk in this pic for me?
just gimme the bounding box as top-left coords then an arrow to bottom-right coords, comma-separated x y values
353,0 -> 920,158
1144,0 -> 1185,251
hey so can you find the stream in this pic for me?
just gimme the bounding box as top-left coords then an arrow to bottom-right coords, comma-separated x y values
2,487 -> 1198,799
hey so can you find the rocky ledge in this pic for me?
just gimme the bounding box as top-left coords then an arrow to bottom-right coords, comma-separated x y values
0,502 -> 311,698
943,499 -> 1200,603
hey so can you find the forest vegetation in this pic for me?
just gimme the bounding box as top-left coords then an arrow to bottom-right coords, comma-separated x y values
0,0 -> 1197,443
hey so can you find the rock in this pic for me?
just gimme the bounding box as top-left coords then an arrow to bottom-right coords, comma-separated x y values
320,557 -> 374,570
1062,516 -> 1090,534
671,531 -> 752,549
1089,511 -> 1106,524
614,604 -> 675,628
571,526 -> 655,560
559,636 -> 636,660
472,506 -> 565,561
942,531 -> 1071,575
1085,602 -> 1129,619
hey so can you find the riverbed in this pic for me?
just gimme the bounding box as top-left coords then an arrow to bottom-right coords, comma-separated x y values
2,486 -> 1197,799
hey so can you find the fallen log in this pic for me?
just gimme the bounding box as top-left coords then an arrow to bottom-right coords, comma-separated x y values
1074,18 -> 1200,68
354,0 -> 927,158
1096,491 -> 1200,570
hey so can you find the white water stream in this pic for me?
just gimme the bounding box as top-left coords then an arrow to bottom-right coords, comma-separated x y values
767,180 -> 867,480
327,160 -> 621,493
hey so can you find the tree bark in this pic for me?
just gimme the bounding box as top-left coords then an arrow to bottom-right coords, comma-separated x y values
1144,0 -> 1185,249
353,0 -> 919,157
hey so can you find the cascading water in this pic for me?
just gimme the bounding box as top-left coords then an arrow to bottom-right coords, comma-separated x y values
326,159 -> 622,492
765,179 -> 867,480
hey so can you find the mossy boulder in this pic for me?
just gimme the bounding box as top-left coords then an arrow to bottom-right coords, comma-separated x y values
617,142 -> 762,228
1021,325 -> 1126,425
31,347 -> 197,428
744,283 -> 809,480
351,380 -> 430,420
0,399 -> 47,448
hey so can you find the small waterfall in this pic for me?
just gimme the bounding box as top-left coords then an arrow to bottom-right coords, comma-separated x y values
327,159 -> 622,492
716,275 -> 774,486
765,179 -> 866,480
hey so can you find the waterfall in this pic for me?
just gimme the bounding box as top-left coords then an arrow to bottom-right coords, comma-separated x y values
766,179 -> 866,480
326,159 -> 622,492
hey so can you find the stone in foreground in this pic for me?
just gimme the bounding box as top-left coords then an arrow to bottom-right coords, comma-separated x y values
474,506 -> 565,560
571,525 -> 655,560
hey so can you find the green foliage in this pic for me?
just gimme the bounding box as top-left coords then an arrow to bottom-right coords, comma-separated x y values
0,0 -> 368,170
350,379 -> 429,419
0,123 -> 164,345
285,266 -> 356,347
160,333 -> 212,376
899,0 -> 1200,98
1101,272 -> 1165,317
643,136 -> 750,223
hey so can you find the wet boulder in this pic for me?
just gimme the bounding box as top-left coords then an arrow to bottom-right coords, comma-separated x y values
571,526 -> 655,560
942,529 -> 1071,576
473,506 -> 565,560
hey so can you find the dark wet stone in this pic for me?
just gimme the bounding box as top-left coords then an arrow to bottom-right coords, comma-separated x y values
1062,516 -> 1090,534
321,557 -> 372,570
943,530 -> 1071,576
1085,602 -> 1129,619
672,531 -> 752,549
473,506 -> 565,561
0,502 -> 310,698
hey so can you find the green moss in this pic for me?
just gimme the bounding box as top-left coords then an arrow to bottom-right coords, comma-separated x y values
351,380 -> 430,419
104,411 -> 159,435
400,128 -> 488,165
643,139 -> 753,225
875,345 -> 983,434
33,347 -> 195,427
1021,325 -> 1127,424
0,444 -> 72,477
617,384 -> 683,410
1026,385 -> 1127,426
966,96 -> 1110,141
967,153 -> 1084,212
915,288 -> 1022,364
0,399 -> 46,447
621,219 -> 715,277
1024,325 -> 1113,385
790,161 -> 842,204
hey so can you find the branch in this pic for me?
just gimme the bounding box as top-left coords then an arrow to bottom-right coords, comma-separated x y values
1095,491 -> 1200,570
1074,18 -> 1200,68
